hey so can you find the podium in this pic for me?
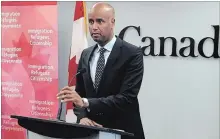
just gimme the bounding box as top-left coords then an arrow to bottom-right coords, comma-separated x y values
11,115 -> 134,139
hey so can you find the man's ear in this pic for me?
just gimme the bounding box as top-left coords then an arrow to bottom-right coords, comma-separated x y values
111,18 -> 115,24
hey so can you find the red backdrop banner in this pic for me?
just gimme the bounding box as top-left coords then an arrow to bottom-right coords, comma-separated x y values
1,2 -> 58,139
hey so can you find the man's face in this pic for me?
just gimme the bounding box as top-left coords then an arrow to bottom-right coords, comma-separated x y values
88,10 -> 114,45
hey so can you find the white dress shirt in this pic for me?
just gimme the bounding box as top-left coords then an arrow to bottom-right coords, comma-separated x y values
90,36 -> 116,85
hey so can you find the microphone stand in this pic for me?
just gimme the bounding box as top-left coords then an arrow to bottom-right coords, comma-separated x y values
56,69 -> 85,121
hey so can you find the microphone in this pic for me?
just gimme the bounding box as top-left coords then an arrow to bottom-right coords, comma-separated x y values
68,68 -> 86,85
57,68 -> 86,121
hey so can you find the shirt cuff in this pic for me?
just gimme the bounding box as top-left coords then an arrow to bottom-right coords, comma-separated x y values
82,98 -> 90,112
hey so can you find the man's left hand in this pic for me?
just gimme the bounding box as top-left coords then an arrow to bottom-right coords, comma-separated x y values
57,86 -> 84,108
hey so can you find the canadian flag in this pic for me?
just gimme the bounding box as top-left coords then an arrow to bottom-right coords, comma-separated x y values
66,1 -> 88,123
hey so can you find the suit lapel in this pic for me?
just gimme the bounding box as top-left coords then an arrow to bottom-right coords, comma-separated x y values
97,38 -> 122,95
84,45 -> 97,96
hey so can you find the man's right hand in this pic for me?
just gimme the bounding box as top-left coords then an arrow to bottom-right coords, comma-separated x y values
79,118 -> 103,127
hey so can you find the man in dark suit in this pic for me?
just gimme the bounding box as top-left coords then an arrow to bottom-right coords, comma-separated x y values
57,2 -> 145,139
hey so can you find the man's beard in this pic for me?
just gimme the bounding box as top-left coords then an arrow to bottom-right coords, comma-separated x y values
93,37 -> 108,46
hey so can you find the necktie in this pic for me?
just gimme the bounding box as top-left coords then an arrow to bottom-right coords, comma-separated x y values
94,47 -> 106,91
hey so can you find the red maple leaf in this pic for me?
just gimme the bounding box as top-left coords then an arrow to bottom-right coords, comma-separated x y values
12,32 -> 50,74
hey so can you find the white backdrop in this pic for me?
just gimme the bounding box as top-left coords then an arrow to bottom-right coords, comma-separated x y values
84,2 -> 219,139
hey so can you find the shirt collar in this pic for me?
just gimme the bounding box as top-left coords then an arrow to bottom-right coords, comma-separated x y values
97,36 -> 116,52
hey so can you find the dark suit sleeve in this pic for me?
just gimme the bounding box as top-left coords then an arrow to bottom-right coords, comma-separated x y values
87,47 -> 144,115
73,50 -> 87,122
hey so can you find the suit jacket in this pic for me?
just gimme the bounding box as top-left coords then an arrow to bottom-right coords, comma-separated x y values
74,37 -> 145,139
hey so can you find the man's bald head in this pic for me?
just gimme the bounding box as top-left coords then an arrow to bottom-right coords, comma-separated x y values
88,2 -> 115,46
90,2 -> 115,18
